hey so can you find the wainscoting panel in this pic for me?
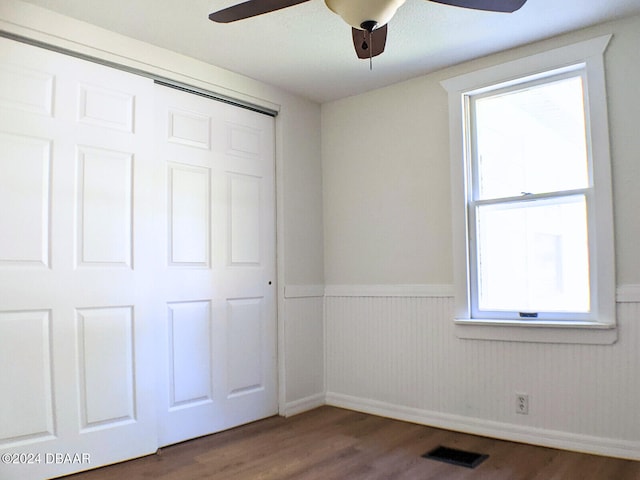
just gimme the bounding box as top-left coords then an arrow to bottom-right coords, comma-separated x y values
283,288 -> 325,415
325,291 -> 640,459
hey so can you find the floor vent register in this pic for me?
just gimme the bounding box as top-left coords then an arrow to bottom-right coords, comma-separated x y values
422,446 -> 489,469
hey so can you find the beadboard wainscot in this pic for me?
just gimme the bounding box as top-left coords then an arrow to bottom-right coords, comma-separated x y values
325,284 -> 640,460
283,285 -> 325,416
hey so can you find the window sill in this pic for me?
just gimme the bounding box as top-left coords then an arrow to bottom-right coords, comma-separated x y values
454,318 -> 617,344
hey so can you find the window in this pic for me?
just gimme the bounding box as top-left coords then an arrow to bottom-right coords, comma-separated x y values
441,36 -> 616,344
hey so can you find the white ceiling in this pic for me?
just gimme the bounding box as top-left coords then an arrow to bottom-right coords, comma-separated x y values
18,0 -> 640,103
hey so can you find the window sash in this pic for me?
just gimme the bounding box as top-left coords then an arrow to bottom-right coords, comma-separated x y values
467,69 -> 592,203
465,69 -> 598,323
467,191 -> 597,321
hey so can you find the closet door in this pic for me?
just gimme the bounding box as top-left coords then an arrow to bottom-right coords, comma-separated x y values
0,38 -> 277,480
154,84 -> 277,447
0,38 -> 158,480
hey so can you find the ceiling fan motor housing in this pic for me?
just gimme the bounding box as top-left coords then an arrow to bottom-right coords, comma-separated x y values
325,0 -> 406,29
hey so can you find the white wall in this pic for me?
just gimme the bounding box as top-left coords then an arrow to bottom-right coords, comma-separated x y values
279,98 -> 325,413
0,0 -> 325,414
322,80 -> 453,284
322,15 -> 640,459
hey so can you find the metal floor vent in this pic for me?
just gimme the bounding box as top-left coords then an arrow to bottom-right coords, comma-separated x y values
422,446 -> 489,469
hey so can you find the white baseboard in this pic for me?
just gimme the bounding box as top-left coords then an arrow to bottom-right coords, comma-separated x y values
325,392 -> 640,461
283,393 -> 325,417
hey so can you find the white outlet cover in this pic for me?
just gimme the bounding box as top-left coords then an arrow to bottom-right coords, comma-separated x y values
516,394 -> 529,414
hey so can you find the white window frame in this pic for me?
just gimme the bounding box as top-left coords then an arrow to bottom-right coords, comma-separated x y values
441,35 -> 616,344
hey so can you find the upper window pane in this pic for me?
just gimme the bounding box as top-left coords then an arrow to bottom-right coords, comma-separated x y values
474,75 -> 589,200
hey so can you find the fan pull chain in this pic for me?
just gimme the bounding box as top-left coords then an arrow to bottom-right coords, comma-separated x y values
369,30 -> 373,70
359,21 -> 378,70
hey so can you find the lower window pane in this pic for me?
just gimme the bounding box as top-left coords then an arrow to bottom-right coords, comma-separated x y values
475,195 -> 590,314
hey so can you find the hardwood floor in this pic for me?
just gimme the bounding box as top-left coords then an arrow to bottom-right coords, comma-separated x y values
62,406 -> 639,480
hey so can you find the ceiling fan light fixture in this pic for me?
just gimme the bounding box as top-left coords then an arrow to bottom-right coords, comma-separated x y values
324,0 -> 406,29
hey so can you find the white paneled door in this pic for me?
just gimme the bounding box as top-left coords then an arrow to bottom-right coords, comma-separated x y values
154,85 -> 277,446
0,37 -> 157,480
0,38 -> 277,480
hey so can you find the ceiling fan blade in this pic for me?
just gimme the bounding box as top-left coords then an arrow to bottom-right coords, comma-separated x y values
352,24 -> 388,60
209,0 -> 311,23
428,0 -> 526,13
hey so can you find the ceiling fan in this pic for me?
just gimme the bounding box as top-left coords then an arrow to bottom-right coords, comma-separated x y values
209,0 -> 527,62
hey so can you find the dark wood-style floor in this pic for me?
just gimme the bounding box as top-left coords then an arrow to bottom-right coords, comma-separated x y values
63,406 -> 639,480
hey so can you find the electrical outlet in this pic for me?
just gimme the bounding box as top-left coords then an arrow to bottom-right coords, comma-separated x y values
516,394 -> 529,414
